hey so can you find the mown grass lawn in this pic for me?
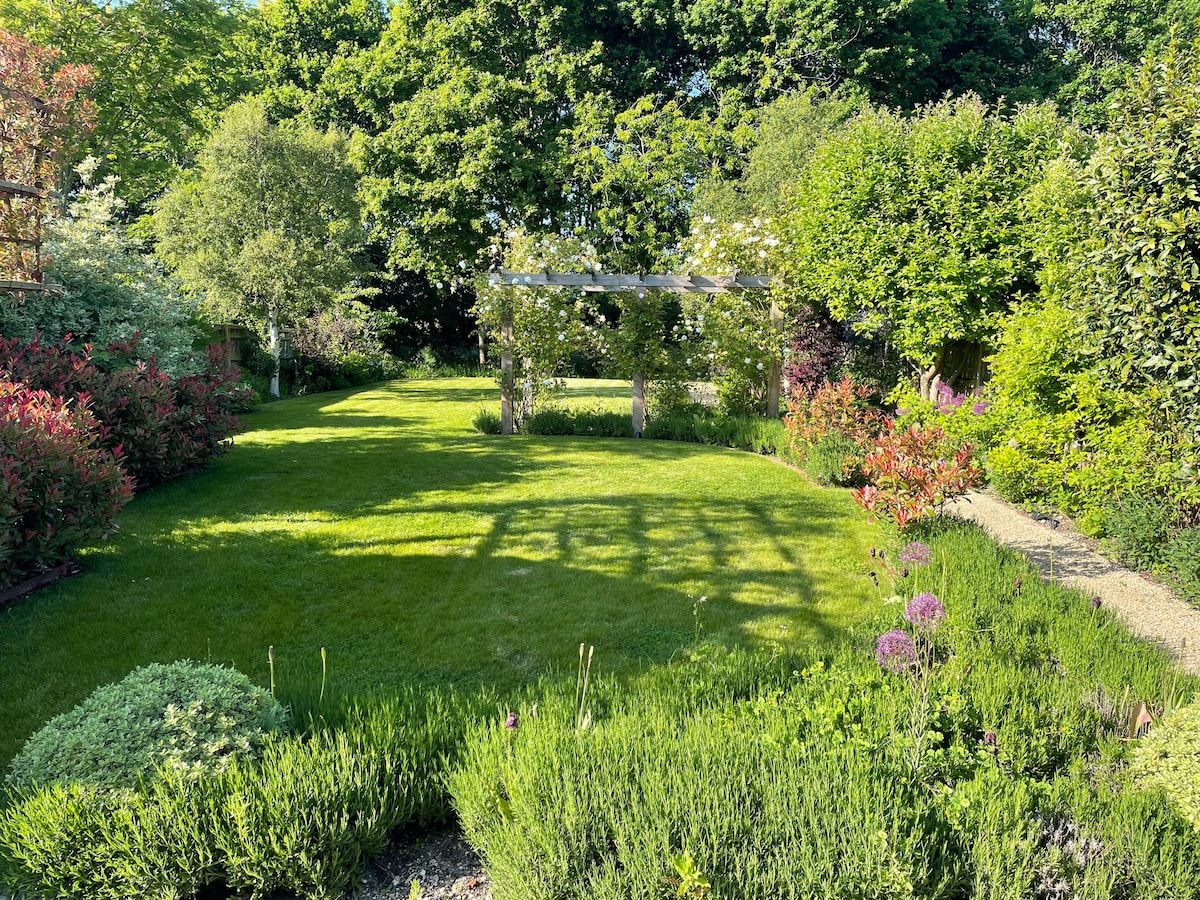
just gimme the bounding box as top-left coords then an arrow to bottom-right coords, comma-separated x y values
0,378 -> 880,764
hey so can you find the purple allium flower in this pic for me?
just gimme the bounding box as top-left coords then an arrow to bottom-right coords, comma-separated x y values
1090,596 -> 1101,610
983,730 -> 997,748
504,711 -> 519,730
901,567 -> 909,579
868,571 -> 879,586
876,629 -> 917,674
870,547 -> 877,558
898,541 -> 933,567
904,593 -> 946,631
971,401 -> 990,416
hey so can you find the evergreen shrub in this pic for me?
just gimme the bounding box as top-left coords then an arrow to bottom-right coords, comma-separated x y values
6,661 -> 287,790
0,381 -> 131,588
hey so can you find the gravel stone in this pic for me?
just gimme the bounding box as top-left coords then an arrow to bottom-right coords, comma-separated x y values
353,830 -> 491,900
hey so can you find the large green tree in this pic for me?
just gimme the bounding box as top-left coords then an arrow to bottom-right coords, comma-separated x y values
154,98 -> 362,399
779,96 -> 1084,390
2,0 -> 256,211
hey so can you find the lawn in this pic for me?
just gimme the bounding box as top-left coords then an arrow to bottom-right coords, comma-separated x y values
0,377 -> 879,765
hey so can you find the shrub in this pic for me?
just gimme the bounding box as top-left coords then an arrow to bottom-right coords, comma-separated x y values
0,691 -> 470,900
522,406 -> 576,435
0,381 -> 132,588
802,432 -> 865,486
1163,527 -> 1200,605
0,335 -> 241,489
0,772 -> 222,900
215,697 -> 461,899
1133,700 -> 1200,830
472,408 -> 502,434
853,422 -> 980,529
6,661 -> 287,791
1104,493 -> 1173,571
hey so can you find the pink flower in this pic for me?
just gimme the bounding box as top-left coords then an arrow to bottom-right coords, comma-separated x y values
904,593 -> 946,631
876,629 -> 917,673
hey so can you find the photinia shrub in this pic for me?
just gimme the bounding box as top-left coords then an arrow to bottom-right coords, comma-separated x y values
853,421 -> 980,528
0,381 -> 132,587
785,376 -> 884,482
0,335 -> 240,489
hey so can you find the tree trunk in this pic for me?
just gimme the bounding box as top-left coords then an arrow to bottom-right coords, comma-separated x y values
632,371 -> 646,438
268,310 -> 282,400
500,311 -> 513,435
478,330 -> 486,366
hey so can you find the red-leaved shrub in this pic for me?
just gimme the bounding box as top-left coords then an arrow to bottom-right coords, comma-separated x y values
785,376 -> 884,446
852,421 -> 980,529
0,381 -> 132,587
0,335 -> 241,489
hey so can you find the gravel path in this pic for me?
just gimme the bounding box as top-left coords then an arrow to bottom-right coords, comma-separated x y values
353,831 -> 491,900
946,490 -> 1200,673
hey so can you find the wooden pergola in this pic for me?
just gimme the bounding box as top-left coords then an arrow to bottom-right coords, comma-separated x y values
487,269 -> 778,436
0,90 -> 62,295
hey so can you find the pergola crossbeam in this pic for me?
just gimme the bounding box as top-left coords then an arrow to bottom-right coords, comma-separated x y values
490,269 -> 771,293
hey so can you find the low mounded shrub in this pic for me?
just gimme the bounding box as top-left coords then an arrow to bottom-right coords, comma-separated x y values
6,661 -> 287,790
472,408 -> 503,434
0,381 -> 132,588
802,432 -> 865,486
1133,700 -> 1200,831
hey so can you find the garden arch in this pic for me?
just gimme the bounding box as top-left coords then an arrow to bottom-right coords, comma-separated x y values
486,269 -> 775,435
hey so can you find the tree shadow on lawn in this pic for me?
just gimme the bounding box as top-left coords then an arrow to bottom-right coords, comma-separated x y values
0,485 -> 871,763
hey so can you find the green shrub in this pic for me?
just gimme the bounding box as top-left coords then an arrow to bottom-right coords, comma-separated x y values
0,771 -> 221,900
1133,700 -> 1200,830
6,661 -> 287,790
803,432 -> 864,485
522,406 -> 575,435
1164,527 -> 1200,605
215,696 -> 460,899
472,408 -> 502,434
451,660 -> 964,900
1104,493 -> 1173,571
0,691 -> 472,900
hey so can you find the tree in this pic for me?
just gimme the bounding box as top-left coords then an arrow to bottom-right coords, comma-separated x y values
154,98 -> 361,399
2,0 -> 256,211
0,29 -> 93,286
779,97 -> 1083,393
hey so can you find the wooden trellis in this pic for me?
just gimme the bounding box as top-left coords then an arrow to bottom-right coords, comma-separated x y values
0,89 -> 61,295
487,269 -> 777,436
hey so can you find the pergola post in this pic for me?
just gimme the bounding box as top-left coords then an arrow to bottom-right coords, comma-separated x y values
767,299 -> 784,419
500,309 -> 514,435
631,371 -> 646,438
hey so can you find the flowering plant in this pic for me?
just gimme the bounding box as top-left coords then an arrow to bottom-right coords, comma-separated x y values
876,592 -> 948,770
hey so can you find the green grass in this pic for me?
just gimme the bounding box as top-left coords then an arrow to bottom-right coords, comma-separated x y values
0,378 -> 880,765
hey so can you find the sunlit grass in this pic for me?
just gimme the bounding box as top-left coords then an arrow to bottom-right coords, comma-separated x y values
0,378 -> 881,764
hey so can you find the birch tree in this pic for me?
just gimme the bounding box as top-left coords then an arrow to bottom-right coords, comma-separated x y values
154,97 -> 360,398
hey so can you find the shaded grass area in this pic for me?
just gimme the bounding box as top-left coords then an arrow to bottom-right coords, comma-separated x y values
0,378 -> 879,765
